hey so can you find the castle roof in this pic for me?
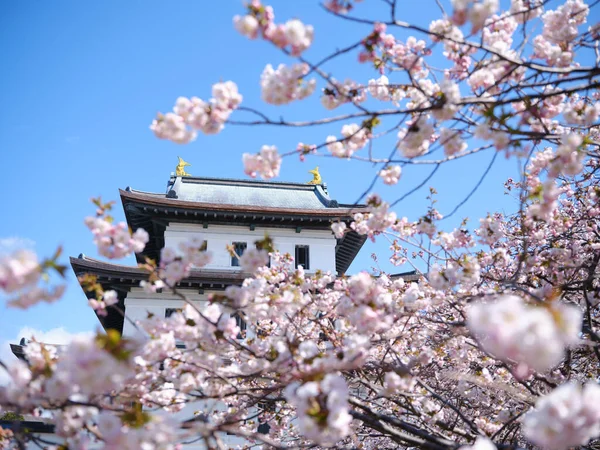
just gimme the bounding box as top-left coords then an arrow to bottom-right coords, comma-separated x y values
164,175 -> 348,209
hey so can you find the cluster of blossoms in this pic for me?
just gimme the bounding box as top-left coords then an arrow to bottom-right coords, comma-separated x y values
351,194 -> 397,238
378,165 -> 402,185
84,216 -> 149,259
533,0 -> 589,66
324,0 -> 363,14
238,247 -> 269,273
429,19 -> 472,79
326,123 -> 371,158
337,272 -> 395,333
233,1 -> 313,55
431,79 -> 461,122
432,227 -> 476,251
526,179 -> 562,222
439,128 -> 467,156
242,144 -> 282,179
88,289 -> 118,316
475,214 -> 504,245
284,374 -> 352,446
151,81 -> 242,143
467,295 -> 582,373
451,0 -> 499,33
321,78 -> 366,110
562,95 -> 600,126
521,133 -> 587,223
481,13 -> 519,55
95,413 -> 176,449
1,250 -> 42,298
473,123 -> 511,152
510,0 -> 543,23
367,75 -> 405,104
157,237 -> 212,287
512,85 -> 565,131
382,371 -> 416,395
0,249 -> 65,309
428,255 -> 481,290
397,115 -> 435,158
389,36 -> 431,78
551,133 -> 586,177
260,63 -> 316,105
1,332 -> 138,411
359,23 -> 433,79
296,142 -> 317,162
331,221 -> 347,238
522,382 -> 600,449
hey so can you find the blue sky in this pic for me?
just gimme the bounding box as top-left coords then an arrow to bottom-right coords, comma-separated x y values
0,1 -> 524,349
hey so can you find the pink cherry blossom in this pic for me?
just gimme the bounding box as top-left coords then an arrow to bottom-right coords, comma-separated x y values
242,144 -> 282,179
378,165 -> 402,185
523,382 -> 600,450
260,63 -> 316,105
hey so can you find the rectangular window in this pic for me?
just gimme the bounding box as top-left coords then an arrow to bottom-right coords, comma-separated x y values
295,245 -> 310,270
165,308 -> 182,318
231,242 -> 247,267
232,312 -> 247,339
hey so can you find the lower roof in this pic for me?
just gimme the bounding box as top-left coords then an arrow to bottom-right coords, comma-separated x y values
70,255 -> 248,334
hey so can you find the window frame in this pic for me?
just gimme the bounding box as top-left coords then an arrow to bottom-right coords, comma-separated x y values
231,241 -> 248,267
165,308 -> 182,318
295,245 -> 310,270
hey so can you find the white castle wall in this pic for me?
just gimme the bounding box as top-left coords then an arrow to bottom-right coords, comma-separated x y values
123,288 -> 208,338
163,223 -> 337,274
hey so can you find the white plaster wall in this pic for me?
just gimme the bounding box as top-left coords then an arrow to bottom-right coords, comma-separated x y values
123,288 -> 208,338
163,223 -> 337,274
123,288 -> 255,340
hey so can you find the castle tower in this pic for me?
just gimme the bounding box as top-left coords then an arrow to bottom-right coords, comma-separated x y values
70,174 -> 367,337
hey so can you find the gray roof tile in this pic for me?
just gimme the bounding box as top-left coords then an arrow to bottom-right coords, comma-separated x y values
166,176 -> 340,209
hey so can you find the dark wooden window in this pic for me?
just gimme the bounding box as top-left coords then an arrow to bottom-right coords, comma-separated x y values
231,242 -> 247,267
232,312 -> 247,339
165,308 -> 182,318
295,245 -> 310,270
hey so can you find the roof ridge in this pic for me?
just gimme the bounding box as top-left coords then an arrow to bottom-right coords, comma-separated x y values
171,175 -> 322,188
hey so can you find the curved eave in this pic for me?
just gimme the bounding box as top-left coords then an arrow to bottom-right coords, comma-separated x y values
70,256 -> 249,335
335,230 -> 367,274
10,344 -> 26,361
0,420 -> 56,434
119,189 -> 366,273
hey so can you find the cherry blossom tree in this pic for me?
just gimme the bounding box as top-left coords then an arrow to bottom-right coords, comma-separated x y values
2,0 -> 600,449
